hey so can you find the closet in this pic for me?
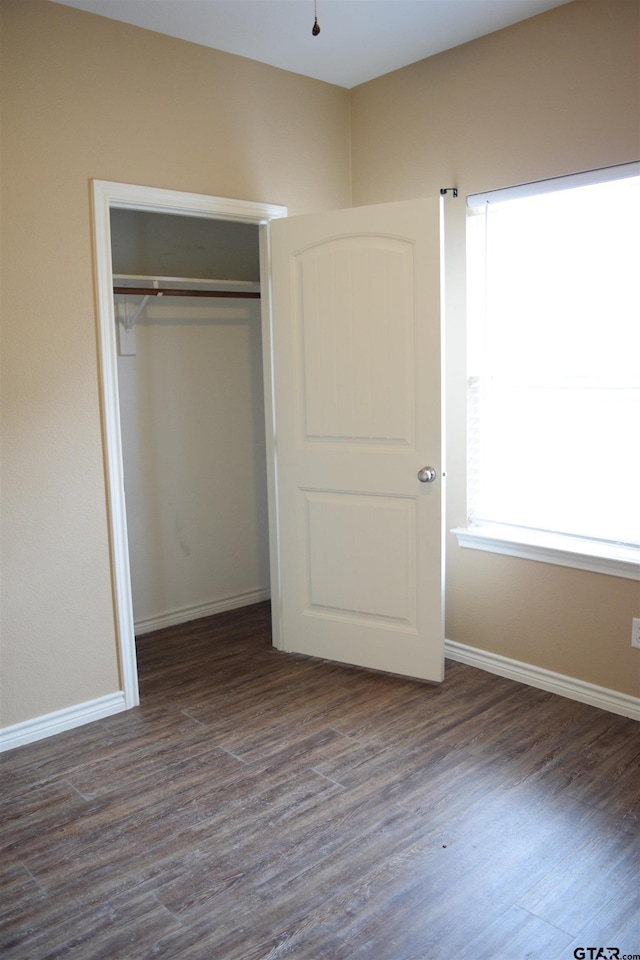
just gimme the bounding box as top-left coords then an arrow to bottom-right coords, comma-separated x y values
111,209 -> 270,635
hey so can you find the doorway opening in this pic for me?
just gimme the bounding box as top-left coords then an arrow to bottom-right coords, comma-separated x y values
92,181 -> 287,709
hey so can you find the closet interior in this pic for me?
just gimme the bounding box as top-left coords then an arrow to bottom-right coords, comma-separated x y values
111,209 -> 270,636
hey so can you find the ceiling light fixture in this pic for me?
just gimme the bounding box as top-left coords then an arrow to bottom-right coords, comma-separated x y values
312,0 -> 320,36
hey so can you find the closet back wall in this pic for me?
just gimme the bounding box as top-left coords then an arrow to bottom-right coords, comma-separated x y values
111,210 -> 269,633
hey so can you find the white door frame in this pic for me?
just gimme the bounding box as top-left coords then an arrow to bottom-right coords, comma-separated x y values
91,180 -> 287,709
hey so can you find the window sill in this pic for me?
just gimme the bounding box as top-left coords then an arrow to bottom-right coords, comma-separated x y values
451,524 -> 640,581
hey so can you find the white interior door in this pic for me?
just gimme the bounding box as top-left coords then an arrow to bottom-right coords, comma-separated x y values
270,198 -> 444,682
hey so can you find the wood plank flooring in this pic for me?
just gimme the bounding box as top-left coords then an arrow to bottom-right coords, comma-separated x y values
2,602 -> 639,959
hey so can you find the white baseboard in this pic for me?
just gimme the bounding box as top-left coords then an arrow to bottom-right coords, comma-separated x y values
134,588 -> 271,636
444,638 -> 640,721
6,627 -> 632,754
0,692 -> 126,753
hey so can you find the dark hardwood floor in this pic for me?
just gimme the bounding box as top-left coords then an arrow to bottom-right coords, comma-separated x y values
2,602 -> 639,960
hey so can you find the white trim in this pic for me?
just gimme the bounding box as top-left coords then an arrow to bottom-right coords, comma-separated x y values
467,160 -> 640,207
0,693 -> 127,753
92,181 -> 139,709
92,180 -> 288,223
445,639 -> 640,721
91,180 -> 287,708
452,525 -> 640,581
135,589 -> 271,636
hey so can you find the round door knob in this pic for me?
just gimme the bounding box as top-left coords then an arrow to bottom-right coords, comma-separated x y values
417,466 -> 437,483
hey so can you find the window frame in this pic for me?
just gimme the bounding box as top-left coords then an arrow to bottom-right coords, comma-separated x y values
454,162 -> 640,581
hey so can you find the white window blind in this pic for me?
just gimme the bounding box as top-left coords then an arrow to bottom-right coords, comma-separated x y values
466,163 -> 640,551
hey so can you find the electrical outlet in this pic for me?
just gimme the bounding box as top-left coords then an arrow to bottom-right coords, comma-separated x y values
632,618 -> 640,649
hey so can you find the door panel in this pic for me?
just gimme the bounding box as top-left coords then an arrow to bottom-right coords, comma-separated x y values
297,236 -> 415,443
271,198 -> 443,682
305,490 -> 416,623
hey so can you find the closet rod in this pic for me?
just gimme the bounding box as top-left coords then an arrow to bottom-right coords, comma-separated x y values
113,286 -> 260,299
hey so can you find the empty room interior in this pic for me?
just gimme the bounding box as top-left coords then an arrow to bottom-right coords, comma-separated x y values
1,1 -> 639,958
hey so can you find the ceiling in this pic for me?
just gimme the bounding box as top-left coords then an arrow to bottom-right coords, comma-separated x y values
53,0 -> 573,89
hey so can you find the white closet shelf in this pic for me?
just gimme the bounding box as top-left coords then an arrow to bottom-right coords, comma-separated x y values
113,274 -> 260,299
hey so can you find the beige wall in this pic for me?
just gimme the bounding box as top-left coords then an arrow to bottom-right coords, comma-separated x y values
0,0 -> 350,728
351,0 -> 640,696
1,0 -> 638,733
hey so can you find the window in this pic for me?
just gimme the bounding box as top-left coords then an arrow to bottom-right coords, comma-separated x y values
454,163 -> 640,579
